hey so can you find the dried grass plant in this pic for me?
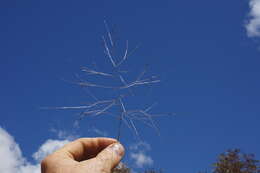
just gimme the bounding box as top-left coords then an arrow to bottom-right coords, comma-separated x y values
44,21 -> 172,141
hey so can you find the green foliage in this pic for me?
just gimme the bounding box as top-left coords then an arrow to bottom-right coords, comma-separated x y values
213,149 -> 260,173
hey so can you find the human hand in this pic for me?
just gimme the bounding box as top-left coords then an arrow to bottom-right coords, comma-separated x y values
41,138 -> 125,173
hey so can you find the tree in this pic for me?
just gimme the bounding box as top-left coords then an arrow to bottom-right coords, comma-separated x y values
112,166 -> 162,173
113,163 -> 131,173
213,149 -> 260,173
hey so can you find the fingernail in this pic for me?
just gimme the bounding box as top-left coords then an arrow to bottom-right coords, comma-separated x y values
109,143 -> 124,156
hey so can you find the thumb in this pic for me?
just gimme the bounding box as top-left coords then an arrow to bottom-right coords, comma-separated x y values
94,142 -> 125,172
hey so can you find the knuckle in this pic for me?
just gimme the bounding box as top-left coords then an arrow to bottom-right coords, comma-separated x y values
75,138 -> 84,142
41,155 -> 54,169
74,138 -> 87,145
75,137 -> 87,142
41,157 -> 49,167
99,167 -> 110,173
40,158 -> 49,171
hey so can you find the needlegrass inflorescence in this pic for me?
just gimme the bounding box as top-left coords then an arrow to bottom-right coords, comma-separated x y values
45,21 -> 173,141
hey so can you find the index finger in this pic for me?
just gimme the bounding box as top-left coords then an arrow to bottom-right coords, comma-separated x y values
55,137 -> 118,161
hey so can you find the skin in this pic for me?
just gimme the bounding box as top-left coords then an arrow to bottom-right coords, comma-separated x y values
41,138 -> 125,173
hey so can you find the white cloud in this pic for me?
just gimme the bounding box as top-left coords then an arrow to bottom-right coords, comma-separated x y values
0,127 -> 24,173
130,152 -> 153,168
129,141 -> 153,168
32,139 -> 69,162
0,126 -> 69,173
88,127 -> 108,137
49,128 -> 78,140
129,141 -> 151,151
246,0 -> 260,37
19,164 -> 40,173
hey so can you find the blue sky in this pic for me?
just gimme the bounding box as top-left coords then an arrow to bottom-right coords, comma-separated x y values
1,0 -> 260,172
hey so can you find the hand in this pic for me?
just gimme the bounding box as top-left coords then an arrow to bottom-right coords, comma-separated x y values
41,138 -> 125,173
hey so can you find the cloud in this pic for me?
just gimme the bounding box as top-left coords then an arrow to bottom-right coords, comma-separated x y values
0,126 -> 69,173
246,0 -> 260,37
129,141 -> 151,151
0,127 -> 24,173
32,139 -> 69,162
88,127 -> 108,137
129,141 -> 153,168
130,152 -> 153,168
50,128 -> 78,140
